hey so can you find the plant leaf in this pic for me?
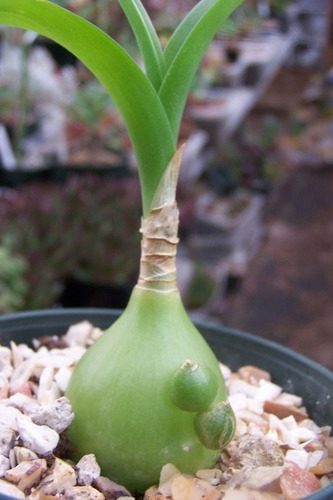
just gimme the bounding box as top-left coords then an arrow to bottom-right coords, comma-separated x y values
118,0 -> 166,90
164,0 -> 217,69
0,0 -> 175,215
160,0 -> 243,141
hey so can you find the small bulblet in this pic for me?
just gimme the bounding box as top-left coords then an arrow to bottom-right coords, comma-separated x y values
170,359 -> 218,412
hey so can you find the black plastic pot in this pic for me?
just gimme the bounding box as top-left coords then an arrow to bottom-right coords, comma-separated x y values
0,162 -> 131,188
57,278 -> 133,309
0,309 -> 332,500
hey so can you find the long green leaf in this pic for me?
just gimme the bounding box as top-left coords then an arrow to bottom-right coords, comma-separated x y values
159,0 -> 243,141
118,0 -> 166,90
164,0 -> 218,69
0,0 -> 175,215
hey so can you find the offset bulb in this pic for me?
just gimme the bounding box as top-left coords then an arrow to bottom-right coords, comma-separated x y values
170,359 -> 218,412
194,401 -> 236,450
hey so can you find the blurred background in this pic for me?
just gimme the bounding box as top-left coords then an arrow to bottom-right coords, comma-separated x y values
0,0 -> 332,369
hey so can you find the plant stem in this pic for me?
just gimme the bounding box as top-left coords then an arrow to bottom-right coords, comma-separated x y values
136,146 -> 183,293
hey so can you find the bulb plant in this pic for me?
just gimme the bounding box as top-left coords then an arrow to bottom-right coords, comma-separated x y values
0,0 -> 243,493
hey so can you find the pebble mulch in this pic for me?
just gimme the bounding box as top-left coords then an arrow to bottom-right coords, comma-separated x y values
0,321 -> 332,500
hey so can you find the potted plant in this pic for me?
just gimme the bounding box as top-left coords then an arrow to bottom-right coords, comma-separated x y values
0,1 -> 332,499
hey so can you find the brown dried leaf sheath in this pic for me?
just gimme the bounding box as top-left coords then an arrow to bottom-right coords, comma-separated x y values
136,147 -> 184,293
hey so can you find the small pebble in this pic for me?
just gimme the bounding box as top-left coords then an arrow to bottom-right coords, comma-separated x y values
76,454 -> 101,485
16,414 -> 59,455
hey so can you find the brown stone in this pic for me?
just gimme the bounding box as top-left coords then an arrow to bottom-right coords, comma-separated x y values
263,400 -> 308,422
238,365 -> 271,385
310,457 -> 333,476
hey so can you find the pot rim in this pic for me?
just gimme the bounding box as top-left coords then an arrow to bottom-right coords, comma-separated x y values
1,307 -> 332,380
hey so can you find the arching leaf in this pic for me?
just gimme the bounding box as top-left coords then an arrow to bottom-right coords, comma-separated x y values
159,0 -> 243,141
118,0 -> 166,90
0,0 -> 175,215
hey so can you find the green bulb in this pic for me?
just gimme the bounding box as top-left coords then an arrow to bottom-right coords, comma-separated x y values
66,288 -> 229,493
65,151 -> 235,493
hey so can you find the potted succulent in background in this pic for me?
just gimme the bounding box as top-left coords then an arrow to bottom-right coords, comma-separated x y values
0,1 -> 332,499
65,82 -> 130,169
0,25 -> 74,171
0,175 -> 141,311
